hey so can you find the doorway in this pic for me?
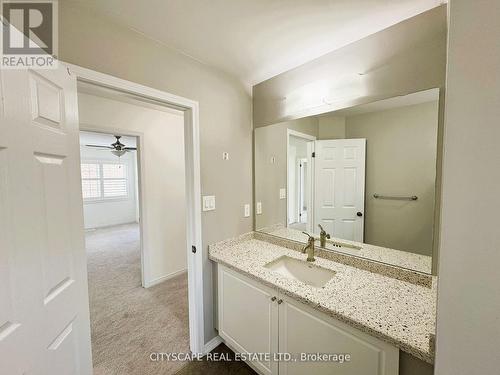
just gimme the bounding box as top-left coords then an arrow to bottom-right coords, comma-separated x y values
77,85 -> 192,372
286,130 -> 316,232
68,65 -> 205,361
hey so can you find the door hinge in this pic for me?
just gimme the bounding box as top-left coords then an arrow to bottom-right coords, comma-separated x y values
311,152 -> 315,158
192,245 -> 197,254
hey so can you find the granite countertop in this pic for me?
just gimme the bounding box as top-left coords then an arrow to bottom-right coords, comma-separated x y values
264,226 -> 432,274
209,233 -> 437,364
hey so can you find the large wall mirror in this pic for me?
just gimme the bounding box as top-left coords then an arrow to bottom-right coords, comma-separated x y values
255,88 -> 442,274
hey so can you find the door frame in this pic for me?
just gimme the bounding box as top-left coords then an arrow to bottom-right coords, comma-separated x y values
296,157 -> 308,224
67,63 -> 205,354
286,129 -> 316,228
79,125 -> 147,286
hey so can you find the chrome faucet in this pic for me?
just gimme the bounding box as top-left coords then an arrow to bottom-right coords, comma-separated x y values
318,224 -> 331,248
301,232 -> 316,262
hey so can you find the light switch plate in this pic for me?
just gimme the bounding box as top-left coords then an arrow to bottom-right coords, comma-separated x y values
244,204 -> 250,217
279,188 -> 286,200
256,202 -> 262,215
202,195 -> 216,211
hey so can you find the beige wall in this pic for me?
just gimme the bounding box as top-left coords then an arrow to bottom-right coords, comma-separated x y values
435,1 -> 500,374
78,93 -> 187,284
59,2 -> 253,343
318,116 -> 346,139
255,117 -> 317,230
345,101 -> 439,256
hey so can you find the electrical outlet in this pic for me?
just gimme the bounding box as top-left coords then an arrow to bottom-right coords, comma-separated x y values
202,195 -> 216,211
279,188 -> 286,199
244,204 -> 250,217
222,152 -> 229,160
256,202 -> 262,215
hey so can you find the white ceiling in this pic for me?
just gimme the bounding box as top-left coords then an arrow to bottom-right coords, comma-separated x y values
69,0 -> 445,87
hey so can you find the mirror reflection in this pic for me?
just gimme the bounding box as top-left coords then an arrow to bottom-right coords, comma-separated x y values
255,88 -> 441,274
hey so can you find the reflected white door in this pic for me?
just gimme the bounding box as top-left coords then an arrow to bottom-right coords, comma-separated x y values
313,139 -> 366,242
0,66 -> 92,374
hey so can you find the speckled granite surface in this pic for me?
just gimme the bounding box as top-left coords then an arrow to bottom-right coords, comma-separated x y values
254,231 -> 432,287
209,233 -> 437,364
262,226 -> 433,274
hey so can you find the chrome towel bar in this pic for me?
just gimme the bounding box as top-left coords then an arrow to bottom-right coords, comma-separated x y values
373,193 -> 418,201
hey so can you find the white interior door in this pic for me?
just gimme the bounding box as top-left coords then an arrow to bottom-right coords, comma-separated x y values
0,66 -> 92,374
314,139 -> 366,242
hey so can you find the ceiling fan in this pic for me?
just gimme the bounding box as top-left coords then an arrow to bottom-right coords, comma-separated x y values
85,135 -> 137,157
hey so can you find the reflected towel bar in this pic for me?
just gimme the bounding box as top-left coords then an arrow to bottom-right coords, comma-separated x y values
373,194 -> 418,201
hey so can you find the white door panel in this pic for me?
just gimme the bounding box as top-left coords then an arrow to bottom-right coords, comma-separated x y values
218,266 -> 279,375
0,67 -> 92,374
0,139 -> 24,375
314,139 -> 366,242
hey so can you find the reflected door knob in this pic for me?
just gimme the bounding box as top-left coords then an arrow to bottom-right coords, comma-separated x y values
357,212 -> 363,217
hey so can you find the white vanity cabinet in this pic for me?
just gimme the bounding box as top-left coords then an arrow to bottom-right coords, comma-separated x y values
218,265 -> 399,375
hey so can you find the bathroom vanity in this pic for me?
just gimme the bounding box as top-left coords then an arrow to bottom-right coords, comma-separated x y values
209,233 -> 437,375
211,37 -> 443,375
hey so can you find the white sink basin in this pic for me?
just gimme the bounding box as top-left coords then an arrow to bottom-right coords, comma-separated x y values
264,256 -> 336,288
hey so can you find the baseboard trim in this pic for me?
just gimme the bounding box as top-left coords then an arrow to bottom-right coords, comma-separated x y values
144,268 -> 187,288
203,335 -> 223,354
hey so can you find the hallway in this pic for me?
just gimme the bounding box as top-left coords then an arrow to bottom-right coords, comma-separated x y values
85,224 -> 189,375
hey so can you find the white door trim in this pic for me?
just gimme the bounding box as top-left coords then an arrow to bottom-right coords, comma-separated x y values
286,129 -> 316,228
66,63 -> 205,354
296,157 -> 308,223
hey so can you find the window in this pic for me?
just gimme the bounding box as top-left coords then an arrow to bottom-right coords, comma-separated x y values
81,161 -> 128,201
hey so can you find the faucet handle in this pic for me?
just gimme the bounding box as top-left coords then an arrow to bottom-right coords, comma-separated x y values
302,232 -> 315,242
318,224 -> 330,239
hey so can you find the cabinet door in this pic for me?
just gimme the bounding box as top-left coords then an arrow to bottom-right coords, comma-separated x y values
278,296 -> 399,375
218,266 -> 278,375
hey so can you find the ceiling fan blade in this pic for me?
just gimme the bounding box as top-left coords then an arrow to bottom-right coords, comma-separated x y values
123,147 -> 137,150
85,144 -> 114,149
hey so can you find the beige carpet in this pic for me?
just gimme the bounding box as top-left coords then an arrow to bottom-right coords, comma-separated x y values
85,223 -> 190,375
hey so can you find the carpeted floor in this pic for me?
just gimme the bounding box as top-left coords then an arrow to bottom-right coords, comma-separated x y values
85,223 -> 190,375
86,223 -> 257,375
